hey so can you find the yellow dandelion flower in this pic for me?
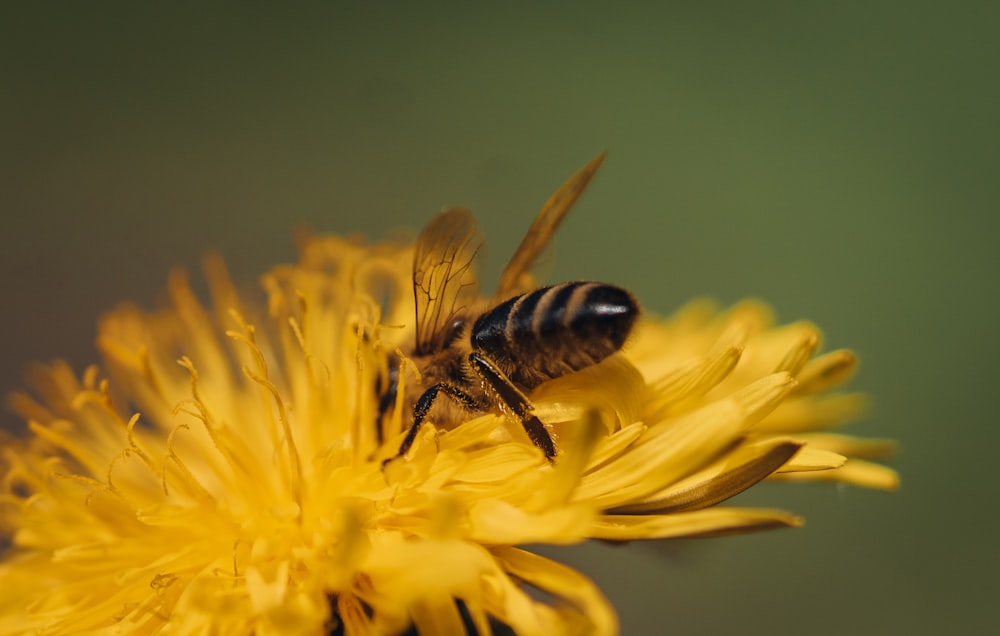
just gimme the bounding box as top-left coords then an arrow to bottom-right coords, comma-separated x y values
0,156 -> 896,635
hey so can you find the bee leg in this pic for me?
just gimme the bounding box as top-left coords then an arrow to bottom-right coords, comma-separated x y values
383,382 -> 478,467
468,352 -> 557,462
375,363 -> 400,445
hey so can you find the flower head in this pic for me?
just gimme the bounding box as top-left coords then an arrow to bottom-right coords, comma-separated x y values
1,168 -> 896,635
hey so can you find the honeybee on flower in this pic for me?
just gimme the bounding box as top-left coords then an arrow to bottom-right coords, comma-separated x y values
379,153 -> 637,466
0,155 -> 896,635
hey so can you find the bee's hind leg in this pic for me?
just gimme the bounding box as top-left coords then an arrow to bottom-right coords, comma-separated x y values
467,352 -> 557,462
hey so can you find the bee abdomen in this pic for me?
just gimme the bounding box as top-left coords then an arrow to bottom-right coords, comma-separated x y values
472,282 -> 639,388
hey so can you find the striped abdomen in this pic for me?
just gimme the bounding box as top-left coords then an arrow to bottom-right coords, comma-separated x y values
471,282 -> 639,389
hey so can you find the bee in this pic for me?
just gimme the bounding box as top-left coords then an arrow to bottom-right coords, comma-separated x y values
380,153 -> 639,464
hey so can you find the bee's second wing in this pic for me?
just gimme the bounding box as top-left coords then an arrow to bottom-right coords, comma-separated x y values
495,152 -> 606,300
412,207 -> 484,355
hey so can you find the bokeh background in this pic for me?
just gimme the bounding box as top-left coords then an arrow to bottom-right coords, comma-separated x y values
2,3 -> 996,634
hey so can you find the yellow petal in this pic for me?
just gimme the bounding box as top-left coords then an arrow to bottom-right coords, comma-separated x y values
643,345 -> 743,417
611,438 -> 802,513
775,446 -> 847,472
574,373 -> 797,509
534,408 -> 605,507
468,498 -> 594,545
759,392 -> 868,432
794,349 -> 858,394
592,507 -> 803,540
790,432 -> 897,459
409,596 -> 469,636
584,421 -> 646,473
573,399 -> 747,508
773,458 -> 900,490
492,547 -> 618,636
533,356 -> 646,432
773,326 -> 820,375
361,536 -> 491,603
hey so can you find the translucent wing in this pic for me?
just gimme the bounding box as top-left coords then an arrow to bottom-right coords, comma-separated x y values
495,152 -> 607,300
412,207 -> 484,355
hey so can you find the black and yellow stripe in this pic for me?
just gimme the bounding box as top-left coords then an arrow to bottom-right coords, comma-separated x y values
472,282 -> 638,389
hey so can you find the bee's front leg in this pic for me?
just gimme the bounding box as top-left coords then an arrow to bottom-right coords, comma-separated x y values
383,382 -> 478,468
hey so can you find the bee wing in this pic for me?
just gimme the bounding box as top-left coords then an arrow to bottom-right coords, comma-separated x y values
495,152 -> 607,300
412,207 -> 484,355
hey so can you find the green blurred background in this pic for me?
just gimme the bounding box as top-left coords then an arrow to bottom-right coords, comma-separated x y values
1,3 -> 995,634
